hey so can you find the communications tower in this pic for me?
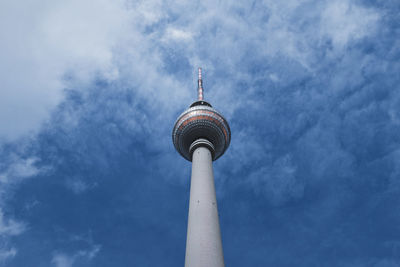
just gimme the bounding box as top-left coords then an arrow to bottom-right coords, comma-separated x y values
172,68 -> 231,267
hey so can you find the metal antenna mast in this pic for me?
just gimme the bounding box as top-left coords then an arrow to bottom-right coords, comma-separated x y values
197,67 -> 203,101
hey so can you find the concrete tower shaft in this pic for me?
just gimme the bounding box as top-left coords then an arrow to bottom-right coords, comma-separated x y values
185,145 -> 224,267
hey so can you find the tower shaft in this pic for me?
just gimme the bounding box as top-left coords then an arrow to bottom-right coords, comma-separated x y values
185,145 -> 225,267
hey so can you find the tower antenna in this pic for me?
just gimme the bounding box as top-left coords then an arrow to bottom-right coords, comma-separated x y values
198,67 -> 203,101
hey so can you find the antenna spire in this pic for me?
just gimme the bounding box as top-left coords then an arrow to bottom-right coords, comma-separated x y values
198,67 -> 203,101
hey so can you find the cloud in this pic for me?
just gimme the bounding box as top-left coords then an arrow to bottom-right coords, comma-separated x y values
2,0 -> 387,213
320,0 -> 380,47
163,27 -> 193,43
0,248 -> 17,262
0,210 -> 25,237
52,245 -> 100,267
0,154 -> 42,265
0,0 -> 380,143
65,178 -> 97,194
0,157 -> 40,185
0,209 -> 24,265
0,0 -> 398,266
0,0 -> 130,142
51,254 -> 74,267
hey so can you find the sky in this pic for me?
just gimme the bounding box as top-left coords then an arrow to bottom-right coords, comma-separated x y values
0,0 -> 400,266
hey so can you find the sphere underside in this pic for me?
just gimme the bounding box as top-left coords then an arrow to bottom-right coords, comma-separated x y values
172,103 -> 231,161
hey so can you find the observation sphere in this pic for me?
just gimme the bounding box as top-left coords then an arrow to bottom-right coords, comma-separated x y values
172,100 -> 231,161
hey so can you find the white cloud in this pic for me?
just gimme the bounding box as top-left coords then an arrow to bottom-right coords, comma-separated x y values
0,157 -> 39,184
320,0 -> 380,48
0,248 -> 17,262
66,179 -> 89,194
0,0 -> 130,142
163,27 -> 193,43
269,73 -> 279,82
52,253 -> 74,267
0,210 -> 26,236
0,208 -> 25,265
0,155 -> 41,264
76,245 -> 101,260
52,245 -> 101,267
0,0 -> 381,144
65,178 -> 97,194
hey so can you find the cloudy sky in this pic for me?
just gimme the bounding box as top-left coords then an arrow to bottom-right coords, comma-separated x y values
0,0 -> 399,266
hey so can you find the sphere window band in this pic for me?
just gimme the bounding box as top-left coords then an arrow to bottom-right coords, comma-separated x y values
177,115 -> 229,143
175,109 -> 230,144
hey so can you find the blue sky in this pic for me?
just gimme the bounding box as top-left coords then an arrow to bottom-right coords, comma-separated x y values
0,0 -> 400,266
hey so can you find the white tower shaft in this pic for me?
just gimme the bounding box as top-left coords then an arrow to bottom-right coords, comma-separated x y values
185,146 -> 225,267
